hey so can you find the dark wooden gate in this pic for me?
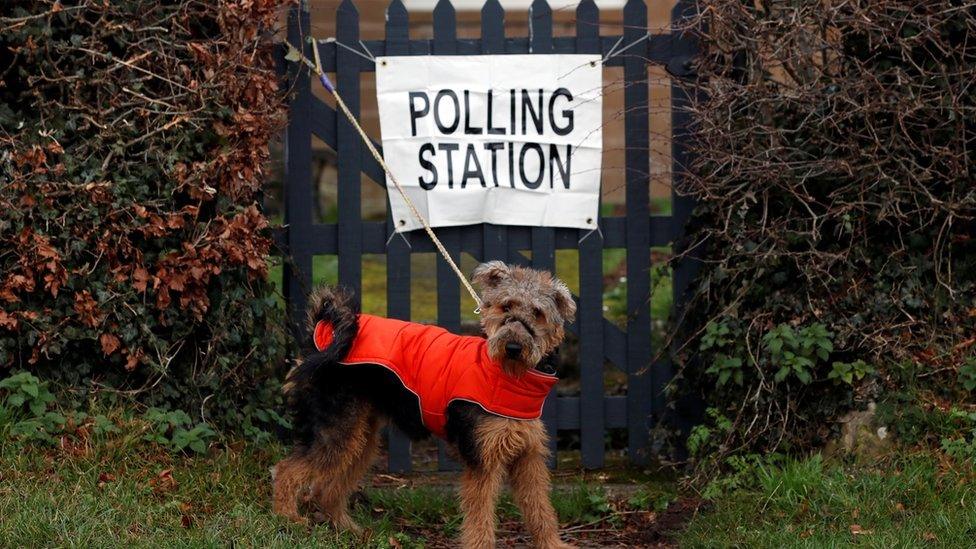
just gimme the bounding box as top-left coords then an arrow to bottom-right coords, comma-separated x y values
280,0 -> 697,471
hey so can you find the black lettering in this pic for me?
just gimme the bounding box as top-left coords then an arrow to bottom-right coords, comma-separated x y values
507,141 -> 515,188
521,89 -> 544,135
418,143 -> 437,190
463,91 -> 483,135
485,142 -> 505,187
433,90 -> 460,134
519,143 -> 545,189
486,90 -> 504,135
437,143 -> 460,188
408,91 -> 430,137
461,144 -> 486,188
549,144 -> 571,189
509,90 -> 516,136
549,88 -> 574,136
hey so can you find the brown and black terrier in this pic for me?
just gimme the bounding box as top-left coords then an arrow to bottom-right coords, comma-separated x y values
272,261 -> 576,549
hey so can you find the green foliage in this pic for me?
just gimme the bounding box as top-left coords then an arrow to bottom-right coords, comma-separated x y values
701,322 -> 744,386
687,408 -> 733,458
627,487 -> 675,512
876,396 -> 967,447
701,321 -> 842,389
959,358 -> 976,392
0,372 -> 65,444
0,0 -> 288,437
701,453 -> 784,500
553,483 -> 615,525
764,323 -> 832,385
938,409 -> 976,463
828,359 -> 875,385
143,408 -> 217,455
0,371 -> 55,417
582,490 -> 612,523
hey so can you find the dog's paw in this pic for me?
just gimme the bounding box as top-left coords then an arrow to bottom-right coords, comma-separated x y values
314,511 -> 362,535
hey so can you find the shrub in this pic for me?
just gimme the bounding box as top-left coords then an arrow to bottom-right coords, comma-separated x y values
675,1 -> 976,458
0,0 -> 288,433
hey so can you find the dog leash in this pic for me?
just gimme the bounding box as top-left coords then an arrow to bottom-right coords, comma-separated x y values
285,41 -> 484,313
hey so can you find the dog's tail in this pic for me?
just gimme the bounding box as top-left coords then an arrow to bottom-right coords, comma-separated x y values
285,286 -> 359,389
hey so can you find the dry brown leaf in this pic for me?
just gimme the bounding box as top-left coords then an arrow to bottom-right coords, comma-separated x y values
99,333 -> 121,355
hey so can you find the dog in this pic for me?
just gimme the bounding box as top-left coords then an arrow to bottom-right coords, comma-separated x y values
272,261 -> 576,549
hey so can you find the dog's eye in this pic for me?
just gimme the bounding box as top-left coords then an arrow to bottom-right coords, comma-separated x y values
501,304 -> 510,313
533,307 -> 544,319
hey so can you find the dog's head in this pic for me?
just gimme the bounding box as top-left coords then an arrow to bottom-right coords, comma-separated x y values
473,261 -> 576,375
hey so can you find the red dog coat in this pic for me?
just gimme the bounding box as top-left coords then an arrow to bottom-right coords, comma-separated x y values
314,314 -> 557,439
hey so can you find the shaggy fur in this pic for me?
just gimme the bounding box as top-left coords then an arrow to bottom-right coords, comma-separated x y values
273,262 -> 576,549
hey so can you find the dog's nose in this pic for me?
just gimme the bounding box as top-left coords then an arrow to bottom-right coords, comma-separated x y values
505,342 -> 522,359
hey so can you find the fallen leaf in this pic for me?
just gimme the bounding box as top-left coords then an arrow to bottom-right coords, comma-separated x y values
149,469 -> 177,494
850,524 -> 873,535
97,472 -> 116,489
923,532 -> 938,541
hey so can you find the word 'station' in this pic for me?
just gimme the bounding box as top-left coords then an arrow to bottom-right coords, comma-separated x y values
376,55 -> 603,232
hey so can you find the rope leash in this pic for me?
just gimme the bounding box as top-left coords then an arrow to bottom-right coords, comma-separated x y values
287,41 -> 484,313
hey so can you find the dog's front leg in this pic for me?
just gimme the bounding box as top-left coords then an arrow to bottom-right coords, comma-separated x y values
459,459 -> 505,549
509,424 -> 575,549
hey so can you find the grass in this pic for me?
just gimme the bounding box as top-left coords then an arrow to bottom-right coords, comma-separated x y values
681,453 -> 976,547
0,414 -> 670,547
3,403 -> 975,547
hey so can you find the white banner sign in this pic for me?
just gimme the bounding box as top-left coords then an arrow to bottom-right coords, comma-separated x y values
375,54 -> 603,232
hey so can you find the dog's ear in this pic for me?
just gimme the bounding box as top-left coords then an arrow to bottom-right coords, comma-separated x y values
551,279 -> 576,320
472,261 -> 510,289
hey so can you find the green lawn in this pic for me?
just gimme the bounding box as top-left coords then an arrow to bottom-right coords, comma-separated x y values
0,418 -> 671,547
3,412 -> 974,548
681,453 -> 976,547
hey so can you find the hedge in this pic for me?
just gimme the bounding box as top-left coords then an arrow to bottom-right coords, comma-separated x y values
676,1 -> 976,457
0,0 -> 288,433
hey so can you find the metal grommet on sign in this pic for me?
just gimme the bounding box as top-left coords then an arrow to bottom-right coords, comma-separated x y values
589,60 -> 596,67
399,219 -> 406,226
586,217 -> 593,224
381,59 -> 387,66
